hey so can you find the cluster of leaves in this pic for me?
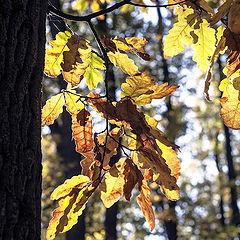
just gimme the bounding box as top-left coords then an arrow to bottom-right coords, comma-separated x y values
42,29 -> 180,239
43,0 -> 240,238
165,0 -> 240,129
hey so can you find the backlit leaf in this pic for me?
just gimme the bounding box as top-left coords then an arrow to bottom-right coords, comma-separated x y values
42,93 -> 65,126
46,175 -> 90,240
220,83 -> 240,129
121,72 -> 179,105
100,158 -> 126,208
44,31 -> 72,77
108,51 -> 139,76
62,35 -> 91,87
72,114 -> 93,153
65,90 -> 84,115
137,180 -> 155,231
84,52 -> 106,90
192,19 -> 216,73
164,6 -> 196,58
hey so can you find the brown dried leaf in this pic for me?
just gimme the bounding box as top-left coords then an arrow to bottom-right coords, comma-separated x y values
100,36 -> 117,53
137,180 -> 155,231
77,109 -> 91,126
72,114 -> 93,153
123,158 -> 143,201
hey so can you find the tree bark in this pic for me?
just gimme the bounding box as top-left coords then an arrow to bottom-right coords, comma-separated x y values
0,0 -> 46,239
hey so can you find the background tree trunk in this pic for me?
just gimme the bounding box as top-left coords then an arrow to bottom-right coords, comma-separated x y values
0,0 -> 46,239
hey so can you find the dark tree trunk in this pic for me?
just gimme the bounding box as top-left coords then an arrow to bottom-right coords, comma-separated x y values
0,0 -> 46,239
48,0 -> 86,239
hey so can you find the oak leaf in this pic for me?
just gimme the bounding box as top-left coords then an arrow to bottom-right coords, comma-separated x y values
46,175 -> 90,240
72,114 -> 93,153
62,35 -> 91,87
84,52 -> 106,90
220,83 -> 240,129
65,90 -> 84,115
44,31 -> 72,77
121,72 -> 179,105
164,6 -> 196,58
191,19 -> 216,73
108,51 -> 139,76
100,158 -> 126,208
42,93 -> 65,126
137,180 -> 155,231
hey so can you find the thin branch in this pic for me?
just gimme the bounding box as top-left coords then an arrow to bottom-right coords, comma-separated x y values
128,0 -> 187,8
47,0 -> 131,22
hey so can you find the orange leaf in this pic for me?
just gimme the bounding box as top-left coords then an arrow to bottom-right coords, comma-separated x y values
42,93 -> 65,126
72,114 -> 93,153
137,180 -> 155,231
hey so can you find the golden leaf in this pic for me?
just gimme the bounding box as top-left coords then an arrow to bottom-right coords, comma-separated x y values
72,114 -> 93,153
46,175 -> 90,240
100,158 -> 126,208
192,19 -> 216,73
44,31 -> 72,77
42,93 -> 65,126
137,180 -> 155,231
108,51 -> 139,76
121,72 -> 179,105
164,6 -> 196,58
65,90 -> 84,115
220,83 -> 240,129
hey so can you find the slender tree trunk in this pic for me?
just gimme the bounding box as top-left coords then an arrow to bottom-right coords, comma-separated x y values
156,3 -> 178,240
0,1 -> 46,239
47,1 -> 86,239
218,58 -> 240,226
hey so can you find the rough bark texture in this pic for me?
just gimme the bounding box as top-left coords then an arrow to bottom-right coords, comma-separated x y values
48,1 -> 86,238
0,0 -> 46,239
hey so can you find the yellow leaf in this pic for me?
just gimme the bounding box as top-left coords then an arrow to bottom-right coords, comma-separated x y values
62,35 -> 91,87
164,6 -> 196,58
44,31 -> 72,77
192,19 -> 216,73
65,90 -> 84,115
121,72 -> 179,105
137,180 -> 155,231
42,93 -> 65,126
73,0 -> 88,13
46,175 -> 90,240
84,52 -> 106,90
108,51 -> 139,76
220,83 -> 240,129
100,158 -> 126,208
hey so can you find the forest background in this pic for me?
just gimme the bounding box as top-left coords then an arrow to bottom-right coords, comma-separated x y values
41,0 -> 240,239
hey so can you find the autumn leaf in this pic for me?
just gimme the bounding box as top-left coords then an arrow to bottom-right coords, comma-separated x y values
192,19 -> 216,73
65,90 -> 84,115
46,175 -> 90,240
100,158 -> 126,208
80,151 -> 95,179
220,83 -> 240,129
113,37 -> 150,61
44,31 -> 72,77
123,158 -> 143,201
164,6 -> 196,58
121,72 -> 179,105
108,51 -> 139,75
42,93 -> 65,126
137,180 -> 155,231
84,52 -> 106,90
72,114 -> 93,153
62,35 -> 91,87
